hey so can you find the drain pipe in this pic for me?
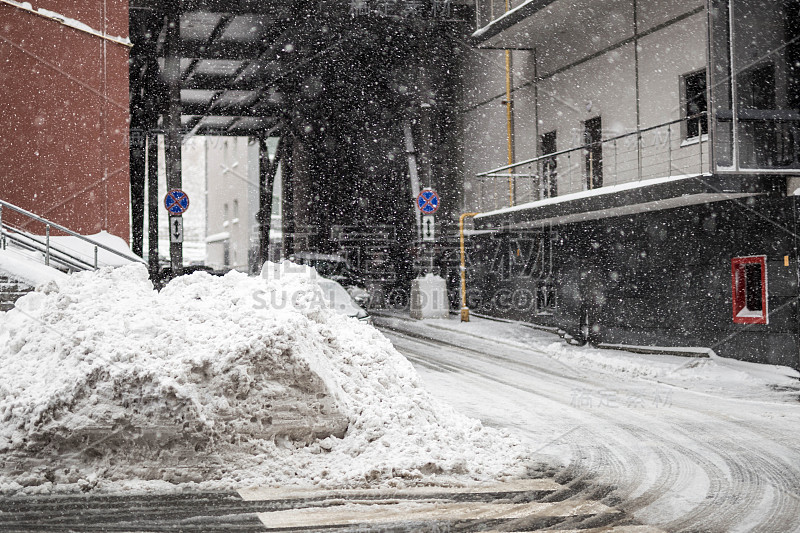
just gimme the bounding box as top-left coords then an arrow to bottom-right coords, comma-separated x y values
504,0 -> 515,207
459,212 -> 480,322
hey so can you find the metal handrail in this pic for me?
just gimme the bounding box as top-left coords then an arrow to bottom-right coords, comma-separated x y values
0,198 -> 146,267
1,227 -> 95,272
476,112 -> 708,177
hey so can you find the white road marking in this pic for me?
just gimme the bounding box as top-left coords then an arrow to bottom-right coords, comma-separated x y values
547,527 -> 666,533
255,499 -> 616,529
238,478 -> 560,501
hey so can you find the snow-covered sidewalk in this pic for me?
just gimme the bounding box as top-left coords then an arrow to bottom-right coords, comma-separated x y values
375,311 -> 800,402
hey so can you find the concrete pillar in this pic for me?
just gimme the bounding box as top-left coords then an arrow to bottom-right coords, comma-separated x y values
147,132 -> 159,277
130,128 -> 146,257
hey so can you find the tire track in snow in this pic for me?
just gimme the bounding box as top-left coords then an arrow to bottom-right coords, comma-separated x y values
611,425 -> 681,511
663,420 -> 800,533
380,324 -> 800,533
385,330 -> 682,517
614,422 -> 732,533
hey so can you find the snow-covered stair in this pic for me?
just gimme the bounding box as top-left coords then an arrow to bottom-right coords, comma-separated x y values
0,274 -> 33,312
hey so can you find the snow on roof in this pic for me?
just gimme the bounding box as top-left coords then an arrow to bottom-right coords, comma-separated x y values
290,251 -> 348,262
0,0 -> 131,46
471,0 -> 555,42
0,262 -> 527,491
475,174 -> 705,220
205,231 -> 230,243
463,229 -> 497,237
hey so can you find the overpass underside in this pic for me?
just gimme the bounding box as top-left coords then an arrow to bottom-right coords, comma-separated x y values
129,0 -> 473,282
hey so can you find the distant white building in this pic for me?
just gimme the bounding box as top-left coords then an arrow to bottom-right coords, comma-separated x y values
143,136 -> 207,266
205,137 -> 282,272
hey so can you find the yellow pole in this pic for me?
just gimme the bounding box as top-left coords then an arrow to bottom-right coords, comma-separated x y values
460,212 -> 480,322
505,0 -> 514,207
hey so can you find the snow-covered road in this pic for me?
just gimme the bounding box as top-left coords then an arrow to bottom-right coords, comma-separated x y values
376,313 -> 800,533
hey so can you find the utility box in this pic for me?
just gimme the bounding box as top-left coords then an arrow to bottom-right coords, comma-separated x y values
410,274 -> 449,320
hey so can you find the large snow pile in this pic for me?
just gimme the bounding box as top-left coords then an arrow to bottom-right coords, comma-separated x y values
0,263 -> 529,492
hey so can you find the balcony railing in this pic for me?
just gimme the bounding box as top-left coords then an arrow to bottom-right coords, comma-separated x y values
474,113 -> 709,210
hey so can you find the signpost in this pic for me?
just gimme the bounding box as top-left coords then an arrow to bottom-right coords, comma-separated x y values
164,189 -> 189,271
169,216 -> 184,244
411,188 -> 445,318
422,215 -> 435,242
416,188 -> 440,273
417,189 -> 439,244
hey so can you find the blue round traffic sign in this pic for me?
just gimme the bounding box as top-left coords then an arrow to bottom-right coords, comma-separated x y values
417,188 -> 440,214
164,189 -> 190,216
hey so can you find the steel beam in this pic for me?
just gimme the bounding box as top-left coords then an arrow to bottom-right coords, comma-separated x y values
186,120 -> 281,137
180,40 -> 261,60
182,71 -> 279,91
130,0 -> 292,16
181,0 -> 291,16
181,102 -> 283,117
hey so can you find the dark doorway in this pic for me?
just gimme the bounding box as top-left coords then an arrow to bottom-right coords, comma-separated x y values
584,116 -> 602,189
540,130 -> 557,198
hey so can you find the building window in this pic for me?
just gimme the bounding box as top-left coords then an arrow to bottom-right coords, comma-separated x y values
583,117 -> 602,190
737,62 -> 795,168
272,194 -> 281,216
540,131 -> 558,198
683,69 -> 708,138
732,256 -> 768,324
709,0 -> 800,171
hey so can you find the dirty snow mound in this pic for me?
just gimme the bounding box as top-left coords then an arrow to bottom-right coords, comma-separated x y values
0,263 -> 529,492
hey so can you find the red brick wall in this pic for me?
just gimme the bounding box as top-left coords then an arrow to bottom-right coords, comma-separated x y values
0,0 -> 130,240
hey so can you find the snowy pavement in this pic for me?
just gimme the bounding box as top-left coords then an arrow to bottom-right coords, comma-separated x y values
1,260 -> 798,531
375,312 -> 800,533
0,481 -> 661,532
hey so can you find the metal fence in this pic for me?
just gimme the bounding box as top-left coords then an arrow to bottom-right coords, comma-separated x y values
474,113 -> 709,210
